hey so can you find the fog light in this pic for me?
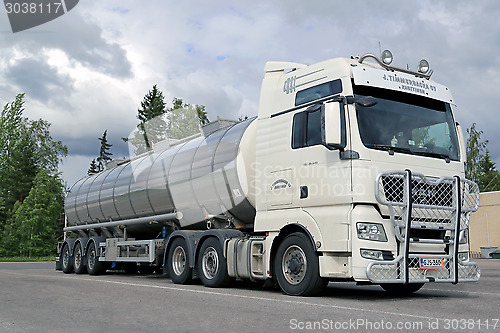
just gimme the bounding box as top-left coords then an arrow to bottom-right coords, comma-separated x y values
357,222 -> 387,242
361,249 -> 384,260
381,50 -> 393,65
458,252 -> 469,262
418,59 -> 430,74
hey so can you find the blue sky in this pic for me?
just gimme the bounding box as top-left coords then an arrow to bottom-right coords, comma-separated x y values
0,0 -> 499,185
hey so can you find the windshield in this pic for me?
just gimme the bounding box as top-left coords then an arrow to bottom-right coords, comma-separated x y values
354,86 -> 460,161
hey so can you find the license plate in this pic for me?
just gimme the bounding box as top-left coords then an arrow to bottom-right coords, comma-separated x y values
418,257 -> 443,269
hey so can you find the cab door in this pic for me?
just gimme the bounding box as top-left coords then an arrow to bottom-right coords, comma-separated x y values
291,103 -> 352,251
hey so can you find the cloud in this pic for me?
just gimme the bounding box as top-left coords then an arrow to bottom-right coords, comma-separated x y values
1,0 -> 500,186
5,57 -> 73,104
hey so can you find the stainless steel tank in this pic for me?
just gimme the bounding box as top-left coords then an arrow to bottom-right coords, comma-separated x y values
65,118 -> 257,235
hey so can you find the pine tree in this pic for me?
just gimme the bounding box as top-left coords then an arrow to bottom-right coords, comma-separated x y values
122,85 -> 167,154
88,159 -> 100,176
465,123 -> 500,192
97,130 -> 113,171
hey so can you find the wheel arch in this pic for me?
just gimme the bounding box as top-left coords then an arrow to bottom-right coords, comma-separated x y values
195,229 -> 245,267
85,236 -> 107,257
62,238 -> 77,256
164,230 -> 203,269
269,224 -> 317,280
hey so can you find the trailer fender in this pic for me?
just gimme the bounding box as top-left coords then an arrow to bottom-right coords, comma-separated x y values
85,236 -> 107,258
63,238 -> 77,256
74,237 -> 90,257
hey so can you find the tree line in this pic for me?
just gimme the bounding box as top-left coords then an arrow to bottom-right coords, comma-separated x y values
0,86 -> 498,258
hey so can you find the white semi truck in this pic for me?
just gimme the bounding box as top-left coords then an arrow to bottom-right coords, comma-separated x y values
57,51 -> 480,296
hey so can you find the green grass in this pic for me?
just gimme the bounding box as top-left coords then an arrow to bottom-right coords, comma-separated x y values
0,256 -> 55,262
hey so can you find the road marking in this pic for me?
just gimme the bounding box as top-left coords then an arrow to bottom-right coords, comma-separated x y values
424,287 -> 500,297
1,270 -> 486,322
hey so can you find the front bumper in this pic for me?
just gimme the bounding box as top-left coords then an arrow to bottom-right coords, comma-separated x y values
367,255 -> 480,283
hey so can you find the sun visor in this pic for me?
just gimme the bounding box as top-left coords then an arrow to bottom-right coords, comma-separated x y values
352,66 -> 454,104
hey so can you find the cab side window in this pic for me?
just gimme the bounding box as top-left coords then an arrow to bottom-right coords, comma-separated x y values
292,109 -> 322,149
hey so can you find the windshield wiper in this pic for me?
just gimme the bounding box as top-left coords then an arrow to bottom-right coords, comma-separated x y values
410,150 -> 451,162
365,144 -> 452,162
365,144 -> 412,154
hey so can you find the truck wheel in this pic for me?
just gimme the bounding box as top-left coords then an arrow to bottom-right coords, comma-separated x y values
167,238 -> 192,284
86,241 -> 105,275
61,243 -> 73,274
274,232 -> 327,296
381,283 -> 424,295
73,242 -> 87,274
197,238 -> 231,288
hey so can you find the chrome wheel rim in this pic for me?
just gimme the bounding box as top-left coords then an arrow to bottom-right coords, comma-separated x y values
62,247 -> 70,268
282,245 -> 307,285
88,247 -> 95,270
201,246 -> 218,280
74,247 -> 82,269
172,246 -> 186,276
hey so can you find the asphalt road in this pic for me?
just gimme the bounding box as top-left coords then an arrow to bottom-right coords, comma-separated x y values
0,260 -> 499,332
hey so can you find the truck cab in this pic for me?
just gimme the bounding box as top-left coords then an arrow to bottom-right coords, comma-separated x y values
254,51 -> 479,292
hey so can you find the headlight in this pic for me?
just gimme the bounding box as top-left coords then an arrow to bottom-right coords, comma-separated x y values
356,222 -> 387,242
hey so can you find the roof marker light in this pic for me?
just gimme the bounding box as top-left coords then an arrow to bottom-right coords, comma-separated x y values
381,50 -> 393,65
418,59 -> 430,74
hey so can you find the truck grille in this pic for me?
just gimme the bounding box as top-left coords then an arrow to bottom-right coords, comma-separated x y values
381,175 -> 453,207
376,171 -> 480,232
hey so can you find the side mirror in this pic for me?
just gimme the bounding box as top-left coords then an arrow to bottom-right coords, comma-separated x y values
456,122 -> 467,163
321,102 -> 342,147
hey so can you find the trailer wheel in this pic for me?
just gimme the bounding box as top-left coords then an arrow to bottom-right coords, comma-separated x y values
381,283 -> 424,295
167,238 -> 192,284
197,238 -> 231,288
61,243 -> 73,274
274,232 -> 327,296
73,242 -> 87,274
86,241 -> 105,275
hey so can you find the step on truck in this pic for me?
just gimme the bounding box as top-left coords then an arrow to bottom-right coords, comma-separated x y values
57,50 -> 480,296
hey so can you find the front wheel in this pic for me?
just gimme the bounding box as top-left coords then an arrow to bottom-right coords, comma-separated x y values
167,238 -> 192,284
381,283 -> 424,295
274,232 -> 327,296
197,238 -> 231,288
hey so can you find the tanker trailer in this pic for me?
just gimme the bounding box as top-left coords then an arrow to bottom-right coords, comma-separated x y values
57,51 -> 480,296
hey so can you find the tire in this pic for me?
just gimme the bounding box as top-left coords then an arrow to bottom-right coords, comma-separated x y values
381,283 -> 424,295
61,243 -> 73,274
73,242 -> 87,274
274,232 -> 327,296
86,241 -> 105,275
167,238 -> 192,284
197,238 -> 231,288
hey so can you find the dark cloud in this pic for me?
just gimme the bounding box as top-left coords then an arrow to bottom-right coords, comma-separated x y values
1,10 -> 132,79
5,58 -> 73,103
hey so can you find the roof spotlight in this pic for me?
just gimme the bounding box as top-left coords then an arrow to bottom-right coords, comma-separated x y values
381,49 -> 393,65
418,59 -> 430,74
